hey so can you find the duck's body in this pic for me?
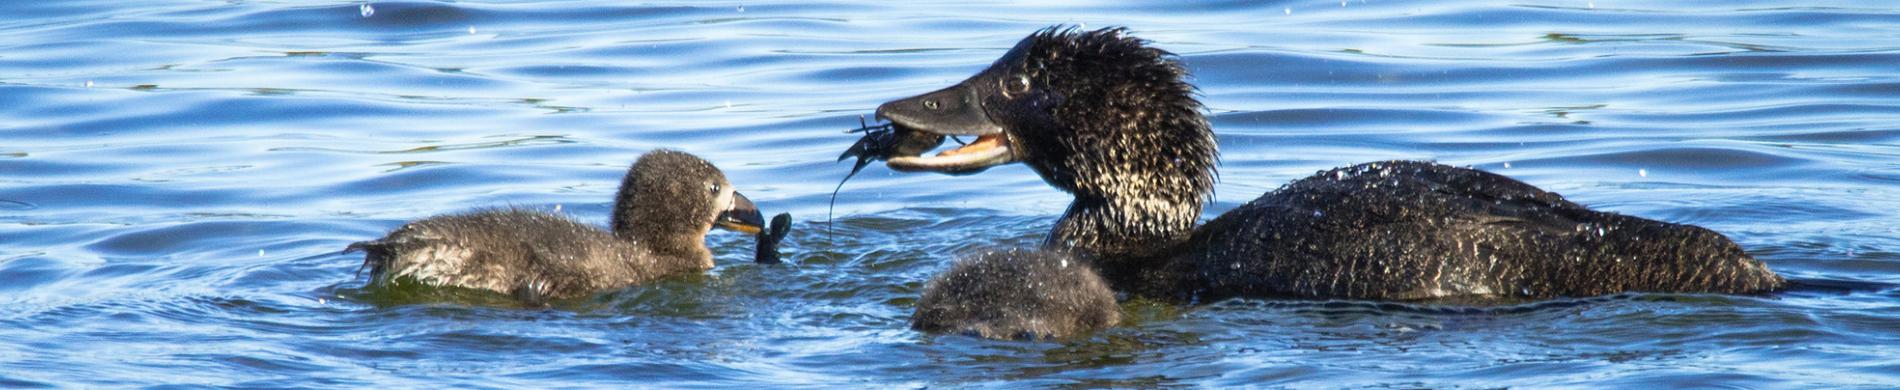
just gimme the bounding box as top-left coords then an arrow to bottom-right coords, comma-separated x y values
860,27 -> 1784,306
349,150 -> 764,304
351,209 -> 705,302
1188,161 -> 1781,300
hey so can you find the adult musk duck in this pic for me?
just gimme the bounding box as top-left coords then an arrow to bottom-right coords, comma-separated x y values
855,27 -> 1784,302
348,149 -> 768,304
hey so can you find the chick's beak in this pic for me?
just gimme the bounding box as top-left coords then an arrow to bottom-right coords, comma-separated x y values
715,191 -> 765,234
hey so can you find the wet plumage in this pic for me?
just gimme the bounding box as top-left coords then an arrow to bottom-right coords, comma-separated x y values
911,250 -> 1121,340
347,149 -> 764,303
869,26 -> 1784,305
1190,161 -> 1783,300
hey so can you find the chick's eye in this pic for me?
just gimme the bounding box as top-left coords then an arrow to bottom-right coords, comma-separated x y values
1000,74 -> 1031,98
708,183 -> 721,194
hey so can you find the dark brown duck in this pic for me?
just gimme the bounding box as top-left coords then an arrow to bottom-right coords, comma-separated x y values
348,149 -> 769,303
856,27 -> 1785,305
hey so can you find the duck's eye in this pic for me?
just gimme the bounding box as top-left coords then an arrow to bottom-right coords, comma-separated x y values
1000,74 -> 1031,98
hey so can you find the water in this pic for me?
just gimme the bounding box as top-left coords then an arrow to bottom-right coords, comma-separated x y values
4,0 -> 1898,387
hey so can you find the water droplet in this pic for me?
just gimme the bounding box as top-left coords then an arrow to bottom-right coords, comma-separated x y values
724,100 -> 732,108
553,204 -> 562,212
468,26 -> 477,34
258,249 -> 265,257
1588,1 -> 1596,9
736,5 -> 745,12
1284,7 -> 1292,15
1502,162 -> 1512,168
84,80 -> 93,88
359,3 -> 374,17
1638,168 -> 1648,177
317,297 -> 326,304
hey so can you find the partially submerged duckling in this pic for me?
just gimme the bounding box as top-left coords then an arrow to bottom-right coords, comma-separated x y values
347,149 -> 769,304
911,250 -> 1120,340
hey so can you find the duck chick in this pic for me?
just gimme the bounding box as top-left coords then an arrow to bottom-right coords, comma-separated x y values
347,149 -> 765,304
912,250 -> 1120,340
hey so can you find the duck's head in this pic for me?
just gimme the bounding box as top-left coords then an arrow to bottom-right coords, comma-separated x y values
873,26 -> 1216,205
612,150 -> 764,264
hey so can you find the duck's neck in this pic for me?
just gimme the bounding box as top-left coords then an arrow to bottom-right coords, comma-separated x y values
630,232 -> 714,273
1046,194 -> 1202,299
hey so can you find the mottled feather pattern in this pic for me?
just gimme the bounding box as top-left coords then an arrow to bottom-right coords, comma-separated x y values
1009,27 -> 1218,284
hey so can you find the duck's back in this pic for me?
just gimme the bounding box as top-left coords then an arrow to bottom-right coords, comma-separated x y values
1189,161 -> 1784,301
350,209 -> 660,302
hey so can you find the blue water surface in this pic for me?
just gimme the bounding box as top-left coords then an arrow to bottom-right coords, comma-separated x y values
3,0 -> 1899,387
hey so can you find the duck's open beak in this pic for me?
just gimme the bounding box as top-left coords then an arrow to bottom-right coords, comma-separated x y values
715,191 -> 765,234
874,80 -> 1017,174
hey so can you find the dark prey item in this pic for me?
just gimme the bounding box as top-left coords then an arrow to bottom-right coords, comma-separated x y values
755,212 -> 792,264
827,115 -> 948,239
